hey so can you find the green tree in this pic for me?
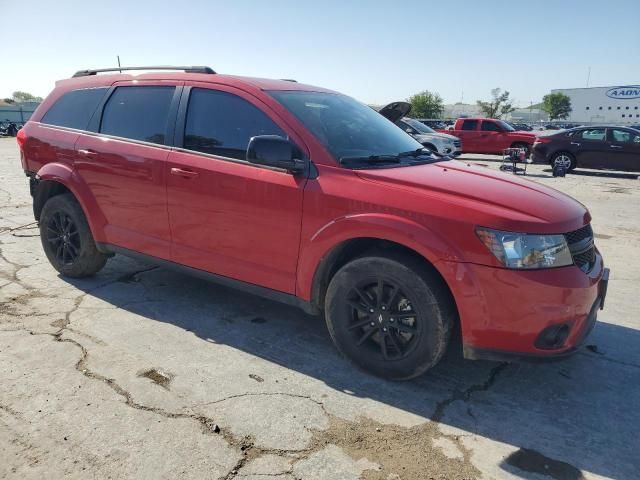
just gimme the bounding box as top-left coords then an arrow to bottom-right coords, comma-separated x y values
407,90 -> 444,118
476,88 -> 515,119
11,91 -> 43,103
542,92 -> 572,120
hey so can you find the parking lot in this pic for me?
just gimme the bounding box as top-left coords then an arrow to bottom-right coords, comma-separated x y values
0,136 -> 638,479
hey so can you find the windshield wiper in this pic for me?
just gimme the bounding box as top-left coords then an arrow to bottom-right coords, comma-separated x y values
339,154 -> 403,168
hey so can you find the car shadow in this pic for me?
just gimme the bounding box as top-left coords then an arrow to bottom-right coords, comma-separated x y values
542,168 -> 639,180
62,259 -> 640,480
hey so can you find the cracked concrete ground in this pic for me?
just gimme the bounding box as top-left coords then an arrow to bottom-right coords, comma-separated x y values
1,137 -> 639,479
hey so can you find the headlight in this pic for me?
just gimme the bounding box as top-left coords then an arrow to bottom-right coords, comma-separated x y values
476,227 -> 573,269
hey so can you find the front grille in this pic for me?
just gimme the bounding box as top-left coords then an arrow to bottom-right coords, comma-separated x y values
564,224 -> 596,273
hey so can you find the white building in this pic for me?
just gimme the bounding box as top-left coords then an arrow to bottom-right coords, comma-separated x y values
552,85 -> 640,124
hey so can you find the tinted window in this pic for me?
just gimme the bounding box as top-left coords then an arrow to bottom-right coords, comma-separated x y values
461,120 -> 478,130
269,91 -> 422,161
580,128 -> 605,141
41,88 -> 108,130
100,86 -> 175,144
610,129 -> 640,144
184,88 -> 285,160
481,121 -> 502,132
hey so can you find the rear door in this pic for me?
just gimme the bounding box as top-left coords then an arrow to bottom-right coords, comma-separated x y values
166,84 -> 307,294
607,128 -> 640,171
574,128 -> 608,168
74,81 -> 181,259
457,119 -> 480,152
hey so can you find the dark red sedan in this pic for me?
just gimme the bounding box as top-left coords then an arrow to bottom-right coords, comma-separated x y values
532,126 -> 640,172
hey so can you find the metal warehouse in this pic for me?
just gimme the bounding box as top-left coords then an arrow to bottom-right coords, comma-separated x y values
552,85 -> 640,124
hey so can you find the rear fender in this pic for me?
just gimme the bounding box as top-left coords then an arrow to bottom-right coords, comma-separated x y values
36,162 -> 107,242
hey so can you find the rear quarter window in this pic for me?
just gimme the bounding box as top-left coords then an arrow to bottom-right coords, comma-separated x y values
40,88 -> 108,130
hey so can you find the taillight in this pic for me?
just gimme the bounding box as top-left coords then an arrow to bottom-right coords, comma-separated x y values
16,128 -> 27,148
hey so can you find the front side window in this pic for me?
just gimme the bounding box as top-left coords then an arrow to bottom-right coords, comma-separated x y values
269,91 -> 422,161
481,121 -> 502,132
580,128 -> 606,141
402,118 -> 436,134
184,88 -> 285,160
100,86 -> 175,144
41,88 -> 108,130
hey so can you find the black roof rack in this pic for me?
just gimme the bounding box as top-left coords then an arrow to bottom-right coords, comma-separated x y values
72,66 -> 216,78
280,79 -> 298,83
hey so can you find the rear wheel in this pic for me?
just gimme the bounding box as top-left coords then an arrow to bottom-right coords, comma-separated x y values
39,194 -> 108,278
551,152 -> 576,171
324,254 -> 454,380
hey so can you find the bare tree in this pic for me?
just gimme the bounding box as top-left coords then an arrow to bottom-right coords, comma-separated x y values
477,88 -> 515,119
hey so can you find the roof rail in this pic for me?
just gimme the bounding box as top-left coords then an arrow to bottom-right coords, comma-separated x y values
72,66 -> 216,78
280,79 -> 298,83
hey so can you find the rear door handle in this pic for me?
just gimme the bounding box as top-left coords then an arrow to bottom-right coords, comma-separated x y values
170,167 -> 199,178
570,142 -> 581,146
78,148 -> 97,157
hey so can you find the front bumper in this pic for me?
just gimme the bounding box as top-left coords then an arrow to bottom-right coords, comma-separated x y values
436,253 -> 608,360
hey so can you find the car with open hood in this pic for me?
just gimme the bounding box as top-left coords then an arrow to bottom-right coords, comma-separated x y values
17,65 -> 608,380
377,101 -> 461,156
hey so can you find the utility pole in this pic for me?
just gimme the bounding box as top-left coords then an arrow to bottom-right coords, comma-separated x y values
586,66 -> 591,87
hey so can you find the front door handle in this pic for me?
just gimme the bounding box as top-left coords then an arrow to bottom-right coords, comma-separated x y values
170,167 -> 199,178
78,148 -> 97,157
610,145 -> 623,149
570,142 -> 581,146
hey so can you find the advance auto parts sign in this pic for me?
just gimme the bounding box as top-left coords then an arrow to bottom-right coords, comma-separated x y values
606,86 -> 640,100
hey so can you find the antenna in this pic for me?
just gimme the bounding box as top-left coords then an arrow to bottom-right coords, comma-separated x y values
117,55 -> 122,73
586,66 -> 591,87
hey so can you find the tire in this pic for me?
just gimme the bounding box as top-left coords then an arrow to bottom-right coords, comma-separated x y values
324,253 -> 454,380
550,152 -> 576,171
39,193 -> 108,278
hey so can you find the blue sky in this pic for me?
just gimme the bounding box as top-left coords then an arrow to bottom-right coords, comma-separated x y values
3,0 -> 639,106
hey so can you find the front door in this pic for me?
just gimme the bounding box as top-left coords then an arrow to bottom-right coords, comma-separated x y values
574,128 -> 608,168
166,85 -> 307,293
74,82 -> 181,258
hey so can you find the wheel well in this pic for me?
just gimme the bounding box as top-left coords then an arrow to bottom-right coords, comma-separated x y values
33,180 -> 72,221
510,141 -> 531,149
310,238 -> 458,318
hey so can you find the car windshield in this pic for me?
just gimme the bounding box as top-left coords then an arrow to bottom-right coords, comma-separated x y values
269,91 -> 424,163
497,120 -> 515,131
403,118 -> 436,134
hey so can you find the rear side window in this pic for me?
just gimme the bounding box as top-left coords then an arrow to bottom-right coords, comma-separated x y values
100,86 -> 175,144
184,88 -> 285,160
461,120 -> 478,130
41,88 -> 108,130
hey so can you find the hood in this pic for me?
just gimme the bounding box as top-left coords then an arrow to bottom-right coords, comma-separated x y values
355,160 -> 589,234
512,131 -> 538,140
378,101 -> 412,123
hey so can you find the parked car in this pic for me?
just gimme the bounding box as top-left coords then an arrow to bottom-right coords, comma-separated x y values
438,118 -> 537,155
418,119 -> 449,130
377,102 -> 461,156
532,126 -> 640,172
0,120 -> 19,137
17,65 -> 608,380
508,122 -> 533,132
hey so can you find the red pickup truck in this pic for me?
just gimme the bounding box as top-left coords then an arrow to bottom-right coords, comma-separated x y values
440,118 -> 537,155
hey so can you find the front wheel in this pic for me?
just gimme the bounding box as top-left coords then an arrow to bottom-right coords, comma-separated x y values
551,152 -> 576,171
40,193 -> 108,278
324,254 -> 454,380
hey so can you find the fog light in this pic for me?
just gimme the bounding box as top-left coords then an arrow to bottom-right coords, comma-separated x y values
535,324 -> 570,349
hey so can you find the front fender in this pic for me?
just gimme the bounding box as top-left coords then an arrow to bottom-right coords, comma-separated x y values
36,162 -> 108,242
296,212 -> 464,301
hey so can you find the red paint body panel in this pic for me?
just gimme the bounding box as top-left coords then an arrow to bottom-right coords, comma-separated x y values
18,72 -> 606,359
439,118 -> 538,154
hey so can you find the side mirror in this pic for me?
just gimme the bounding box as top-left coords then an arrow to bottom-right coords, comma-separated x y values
247,135 -> 306,175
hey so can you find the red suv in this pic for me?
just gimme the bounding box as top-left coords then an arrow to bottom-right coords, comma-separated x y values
17,66 -> 609,380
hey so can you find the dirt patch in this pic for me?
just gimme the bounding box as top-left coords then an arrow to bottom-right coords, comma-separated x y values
248,374 -> 264,383
137,368 -> 173,389
311,415 -> 480,480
